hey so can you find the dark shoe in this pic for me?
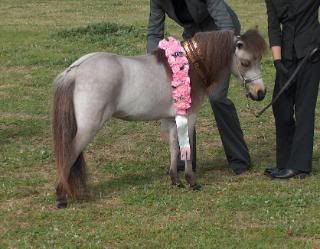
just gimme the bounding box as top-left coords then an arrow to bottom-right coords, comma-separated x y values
230,163 -> 250,175
271,168 -> 309,180
264,167 -> 281,177
232,167 -> 249,175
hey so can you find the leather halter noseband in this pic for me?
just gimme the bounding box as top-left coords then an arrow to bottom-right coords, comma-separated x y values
181,39 -> 210,88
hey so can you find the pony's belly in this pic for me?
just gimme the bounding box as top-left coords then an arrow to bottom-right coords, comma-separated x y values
114,98 -> 175,121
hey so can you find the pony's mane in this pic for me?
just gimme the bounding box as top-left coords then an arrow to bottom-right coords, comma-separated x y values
240,29 -> 267,57
152,49 -> 172,78
192,30 -> 235,86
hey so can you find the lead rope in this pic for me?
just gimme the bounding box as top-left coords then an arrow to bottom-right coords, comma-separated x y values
245,93 -> 258,117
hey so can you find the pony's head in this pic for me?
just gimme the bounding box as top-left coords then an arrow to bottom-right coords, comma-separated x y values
231,29 -> 267,101
190,30 -> 267,101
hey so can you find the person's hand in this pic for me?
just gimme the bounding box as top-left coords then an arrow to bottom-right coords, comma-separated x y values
273,59 -> 290,89
273,59 -> 289,78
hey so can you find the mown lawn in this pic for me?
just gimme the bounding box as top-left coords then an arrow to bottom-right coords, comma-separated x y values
1,0 -> 320,248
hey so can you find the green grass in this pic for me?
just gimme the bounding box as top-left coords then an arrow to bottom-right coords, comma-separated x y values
1,0 -> 320,248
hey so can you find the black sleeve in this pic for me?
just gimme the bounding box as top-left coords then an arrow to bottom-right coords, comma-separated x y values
205,0 -> 234,31
265,0 -> 282,47
317,2 -> 320,46
146,0 -> 165,53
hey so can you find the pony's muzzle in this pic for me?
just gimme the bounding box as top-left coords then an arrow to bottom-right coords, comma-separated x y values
248,88 -> 266,101
257,89 -> 266,101
247,80 -> 266,101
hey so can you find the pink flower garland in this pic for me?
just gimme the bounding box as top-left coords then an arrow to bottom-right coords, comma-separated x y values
159,37 -> 191,115
159,37 -> 192,161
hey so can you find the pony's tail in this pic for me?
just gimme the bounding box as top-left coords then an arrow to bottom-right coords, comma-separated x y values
53,72 -> 87,199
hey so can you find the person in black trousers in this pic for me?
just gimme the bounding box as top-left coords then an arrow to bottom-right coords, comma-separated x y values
264,0 -> 320,179
147,0 -> 251,175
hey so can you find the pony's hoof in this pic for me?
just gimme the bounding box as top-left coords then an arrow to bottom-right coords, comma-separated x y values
177,182 -> 185,188
56,200 -> 68,209
191,184 -> 202,191
172,182 -> 185,188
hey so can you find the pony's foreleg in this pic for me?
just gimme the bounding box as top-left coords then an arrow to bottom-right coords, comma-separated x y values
167,119 -> 183,187
184,113 -> 201,190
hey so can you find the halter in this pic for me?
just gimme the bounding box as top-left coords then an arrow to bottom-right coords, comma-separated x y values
234,53 -> 262,88
234,52 -> 262,117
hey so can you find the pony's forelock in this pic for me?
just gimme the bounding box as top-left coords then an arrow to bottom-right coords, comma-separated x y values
240,29 -> 267,57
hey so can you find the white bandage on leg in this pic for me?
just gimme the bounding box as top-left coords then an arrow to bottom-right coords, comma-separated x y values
175,115 -> 191,161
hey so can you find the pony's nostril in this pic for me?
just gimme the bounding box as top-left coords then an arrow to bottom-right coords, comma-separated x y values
257,90 -> 265,100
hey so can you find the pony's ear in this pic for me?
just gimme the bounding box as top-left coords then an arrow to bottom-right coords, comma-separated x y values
236,40 -> 244,49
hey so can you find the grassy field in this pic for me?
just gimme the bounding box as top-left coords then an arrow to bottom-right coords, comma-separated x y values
1,0 -> 320,248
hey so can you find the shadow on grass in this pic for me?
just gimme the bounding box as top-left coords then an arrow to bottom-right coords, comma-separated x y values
85,158 -> 225,202
87,163 -> 167,203
88,158 -> 229,198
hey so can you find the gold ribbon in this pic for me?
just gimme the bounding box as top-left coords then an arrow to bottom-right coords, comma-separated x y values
182,39 -> 209,88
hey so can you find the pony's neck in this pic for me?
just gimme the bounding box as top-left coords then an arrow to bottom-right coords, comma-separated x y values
191,31 -> 235,90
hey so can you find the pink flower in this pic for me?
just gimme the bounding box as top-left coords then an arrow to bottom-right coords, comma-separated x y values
173,76 -> 190,86
173,70 -> 188,80
168,56 -> 176,64
165,48 -> 174,57
172,65 -> 181,74
158,40 -> 169,50
178,84 -> 191,96
158,37 -> 192,116
175,101 -> 191,114
182,64 -> 189,72
172,79 -> 183,87
175,56 -> 188,64
172,87 -> 191,102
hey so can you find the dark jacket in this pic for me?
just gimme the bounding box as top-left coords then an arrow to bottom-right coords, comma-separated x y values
265,0 -> 320,60
147,0 -> 240,52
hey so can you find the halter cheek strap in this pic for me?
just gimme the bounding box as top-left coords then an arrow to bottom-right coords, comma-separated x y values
234,54 -> 262,87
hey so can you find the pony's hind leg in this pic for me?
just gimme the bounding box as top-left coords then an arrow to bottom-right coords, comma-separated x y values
184,129 -> 200,190
184,114 -> 201,190
56,102 -> 113,209
167,119 -> 183,187
56,120 -> 105,208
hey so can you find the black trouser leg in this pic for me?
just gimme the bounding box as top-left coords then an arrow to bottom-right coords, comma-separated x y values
208,74 -> 251,171
272,72 -> 296,169
286,59 -> 320,172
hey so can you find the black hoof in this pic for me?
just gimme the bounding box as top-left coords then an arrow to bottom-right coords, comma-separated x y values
191,184 -> 202,191
177,182 -> 185,188
56,199 -> 68,209
172,182 -> 185,188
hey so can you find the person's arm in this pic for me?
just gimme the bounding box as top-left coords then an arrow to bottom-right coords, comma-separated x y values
146,1 -> 165,53
271,46 -> 282,60
265,0 -> 282,60
205,0 -> 234,31
265,0 -> 289,78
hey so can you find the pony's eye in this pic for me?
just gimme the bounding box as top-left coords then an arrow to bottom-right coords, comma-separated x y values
241,61 -> 251,67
